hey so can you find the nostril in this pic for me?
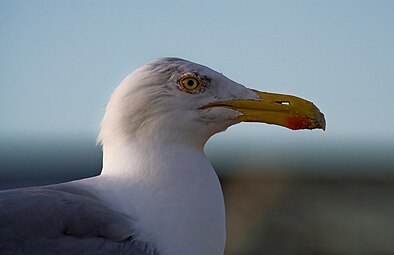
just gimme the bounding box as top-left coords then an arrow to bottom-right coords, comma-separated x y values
276,101 -> 290,105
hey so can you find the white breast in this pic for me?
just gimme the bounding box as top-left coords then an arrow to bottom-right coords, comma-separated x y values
78,142 -> 226,255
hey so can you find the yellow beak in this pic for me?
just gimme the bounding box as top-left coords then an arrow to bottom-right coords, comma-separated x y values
201,89 -> 326,130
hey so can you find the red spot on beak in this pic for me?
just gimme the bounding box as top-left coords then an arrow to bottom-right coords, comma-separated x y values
286,116 -> 312,130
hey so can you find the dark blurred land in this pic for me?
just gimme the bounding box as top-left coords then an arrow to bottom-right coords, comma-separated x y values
1,136 -> 394,255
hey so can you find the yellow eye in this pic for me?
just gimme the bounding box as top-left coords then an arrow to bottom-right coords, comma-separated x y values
179,77 -> 201,92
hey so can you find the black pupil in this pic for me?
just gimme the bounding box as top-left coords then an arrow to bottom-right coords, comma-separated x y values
187,79 -> 195,87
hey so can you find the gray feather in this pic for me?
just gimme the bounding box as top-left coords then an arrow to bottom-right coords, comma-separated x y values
0,184 -> 155,255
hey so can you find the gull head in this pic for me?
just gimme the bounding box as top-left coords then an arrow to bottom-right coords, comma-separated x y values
99,57 -> 325,148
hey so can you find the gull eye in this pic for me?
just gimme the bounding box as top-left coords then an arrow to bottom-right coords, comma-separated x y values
179,77 -> 201,92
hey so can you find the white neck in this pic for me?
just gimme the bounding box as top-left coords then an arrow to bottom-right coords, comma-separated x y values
92,140 -> 226,255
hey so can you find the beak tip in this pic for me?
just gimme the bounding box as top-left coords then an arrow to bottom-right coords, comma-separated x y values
311,111 -> 326,131
317,112 -> 326,131
308,111 -> 326,131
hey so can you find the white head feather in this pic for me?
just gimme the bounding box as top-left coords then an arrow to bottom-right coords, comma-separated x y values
98,57 -> 259,149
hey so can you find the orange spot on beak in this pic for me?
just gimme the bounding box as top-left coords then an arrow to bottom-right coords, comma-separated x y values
286,116 -> 312,130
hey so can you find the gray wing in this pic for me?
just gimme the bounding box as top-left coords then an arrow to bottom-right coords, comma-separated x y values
0,184 -> 154,255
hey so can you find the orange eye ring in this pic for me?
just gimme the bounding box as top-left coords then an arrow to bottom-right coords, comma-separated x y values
179,76 -> 203,93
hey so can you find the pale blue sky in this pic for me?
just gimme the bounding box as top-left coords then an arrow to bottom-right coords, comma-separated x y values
1,0 -> 393,144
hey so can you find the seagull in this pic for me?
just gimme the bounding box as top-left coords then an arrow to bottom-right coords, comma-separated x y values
0,58 -> 325,255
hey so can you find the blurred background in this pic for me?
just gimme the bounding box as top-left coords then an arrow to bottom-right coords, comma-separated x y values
1,1 -> 394,254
